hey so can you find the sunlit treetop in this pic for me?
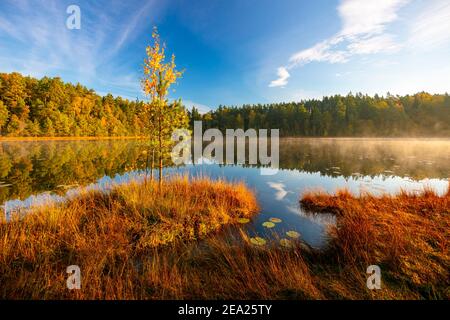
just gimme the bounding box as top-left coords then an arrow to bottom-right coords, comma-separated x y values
142,27 -> 184,101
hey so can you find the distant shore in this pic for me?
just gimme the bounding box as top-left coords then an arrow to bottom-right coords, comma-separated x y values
1,135 -> 450,142
0,136 -> 146,142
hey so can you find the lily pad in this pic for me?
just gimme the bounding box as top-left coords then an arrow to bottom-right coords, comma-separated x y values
269,217 -> 282,223
237,218 -> 250,224
262,221 -> 276,228
250,237 -> 266,246
286,230 -> 300,239
280,238 -> 293,248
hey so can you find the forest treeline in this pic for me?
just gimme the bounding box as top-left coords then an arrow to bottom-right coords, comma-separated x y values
0,72 -> 147,136
1,72 -> 450,137
193,93 -> 450,136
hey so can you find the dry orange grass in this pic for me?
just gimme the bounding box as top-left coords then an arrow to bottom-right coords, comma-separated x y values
301,186 -> 450,299
0,178 -> 448,300
0,177 -> 259,299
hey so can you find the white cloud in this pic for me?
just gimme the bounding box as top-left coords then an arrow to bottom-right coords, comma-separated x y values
289,38 -> 348,66
347,34 -> 401,54
270,0 -> 409,87
267,182 -> 288,200
335,71 -> 350,78
409,0 -> 450,49
338,0 -> 408,37
269,67 -> 290,87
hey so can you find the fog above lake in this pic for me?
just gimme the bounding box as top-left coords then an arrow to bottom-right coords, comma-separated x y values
1,138 -> 449,248
1,138 -> 449,204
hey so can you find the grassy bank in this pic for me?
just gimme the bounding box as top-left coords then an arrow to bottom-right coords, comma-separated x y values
300,186 -> 450,299
0,177 -> 258,299
142,186 -> 448,300
0,179 -> 448,299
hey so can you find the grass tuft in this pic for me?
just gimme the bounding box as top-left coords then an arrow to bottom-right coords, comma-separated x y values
300,186 -> 450,299
0,179 -> 448,299
0,176 -> 258,299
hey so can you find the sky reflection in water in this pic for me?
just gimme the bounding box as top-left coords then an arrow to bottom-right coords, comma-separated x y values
1,138 -> 449,248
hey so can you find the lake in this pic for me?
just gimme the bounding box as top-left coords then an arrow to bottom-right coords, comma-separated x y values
1,138 -> 449,248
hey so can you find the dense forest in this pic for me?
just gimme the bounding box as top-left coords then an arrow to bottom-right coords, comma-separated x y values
1,72 -> 450,137
0,72 -> 147,136
195,93 -> 450,137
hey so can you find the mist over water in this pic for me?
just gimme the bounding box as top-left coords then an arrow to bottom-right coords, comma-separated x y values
1,138 -> 449,248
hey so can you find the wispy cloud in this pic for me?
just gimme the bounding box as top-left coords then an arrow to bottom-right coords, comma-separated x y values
289,38 -> 348,67
0,15 -> 25,41
408,0 -> 450,49
337,0 -> 408,37
0,0 -> 165,96
110,0 -> 157,56
270,0 -> 409,87
347,34 -> 400,55
0,1 -> 103,79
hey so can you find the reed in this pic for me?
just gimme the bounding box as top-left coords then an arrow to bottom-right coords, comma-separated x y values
0,179 -> 448,299
300,185 -> 450,299
0,176 -> 258,299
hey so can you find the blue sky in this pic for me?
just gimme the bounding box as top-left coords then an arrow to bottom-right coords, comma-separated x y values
1,0 -> 450,112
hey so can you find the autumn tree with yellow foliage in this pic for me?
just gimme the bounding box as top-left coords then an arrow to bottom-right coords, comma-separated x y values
141,27 -> 189,184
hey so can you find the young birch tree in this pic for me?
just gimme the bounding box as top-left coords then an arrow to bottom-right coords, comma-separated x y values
141,27 -> 188,185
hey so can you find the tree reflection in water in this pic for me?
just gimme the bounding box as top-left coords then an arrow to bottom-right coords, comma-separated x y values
0,138 -> 449,204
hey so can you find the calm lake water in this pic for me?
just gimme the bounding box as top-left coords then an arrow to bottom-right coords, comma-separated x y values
1,138 -> 449,248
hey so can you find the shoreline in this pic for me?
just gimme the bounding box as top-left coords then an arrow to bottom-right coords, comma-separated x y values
0,136 -> 147,142
0,181 -> 447,299
1,135 -> 450,142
